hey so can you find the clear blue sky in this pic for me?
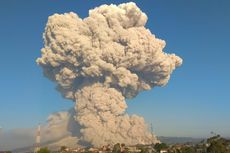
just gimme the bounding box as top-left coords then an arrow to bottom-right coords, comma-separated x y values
0,0 -> 229,138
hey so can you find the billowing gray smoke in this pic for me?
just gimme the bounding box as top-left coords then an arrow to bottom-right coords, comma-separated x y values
37,2 -> 182,147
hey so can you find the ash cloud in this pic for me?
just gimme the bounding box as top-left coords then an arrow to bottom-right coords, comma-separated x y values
37,2 -> 182,147
0,110 -> 80,151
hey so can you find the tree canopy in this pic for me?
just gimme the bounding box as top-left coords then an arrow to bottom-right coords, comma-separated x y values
37,147 -> 51,153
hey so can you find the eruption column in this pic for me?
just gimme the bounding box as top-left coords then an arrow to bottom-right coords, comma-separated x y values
75,83 -> 156,146
37,2 -> 182,147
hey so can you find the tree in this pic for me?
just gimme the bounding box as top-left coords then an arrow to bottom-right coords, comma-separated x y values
123,147 -> 130,153
60,146 -> 67,151
207,135 -> 221,144
207,141 -> 227,153
207,135 -> 230,153
37,147 -> 51,153
181,147 -> 196,153
112,143 -> 121,153
154,143 -> 168,152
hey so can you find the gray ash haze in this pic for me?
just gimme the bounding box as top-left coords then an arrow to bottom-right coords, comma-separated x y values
37,2 -> 182,147
0,110 -> 80,151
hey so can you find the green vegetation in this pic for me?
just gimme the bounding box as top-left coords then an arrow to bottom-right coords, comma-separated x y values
37,135 -> 230,153
37,147 -> 51,153
152,135 -> 230,153
154,143 -> 168,152
206,135 -> 230,153
60,146 -> 67,151
180,147 -> 196,153
112,143 -> 121,153
166,135 -> 230,153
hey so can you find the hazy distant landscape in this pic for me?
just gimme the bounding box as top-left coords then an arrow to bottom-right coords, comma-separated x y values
11,135 -> 230,153
157,137 -> 204,145
11,136 -> 201,152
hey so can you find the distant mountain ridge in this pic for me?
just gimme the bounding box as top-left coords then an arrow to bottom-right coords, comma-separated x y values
158,136 -> 204,144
